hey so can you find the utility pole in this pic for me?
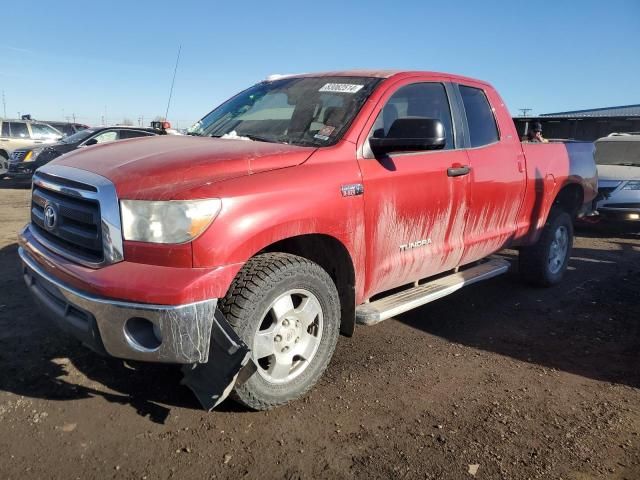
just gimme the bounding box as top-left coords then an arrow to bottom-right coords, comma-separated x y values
1,91 -> 6,118
519,108 -> 532,117
72,113 -> 76,123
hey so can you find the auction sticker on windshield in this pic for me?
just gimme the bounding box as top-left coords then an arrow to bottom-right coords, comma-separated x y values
319,83 -> 364,94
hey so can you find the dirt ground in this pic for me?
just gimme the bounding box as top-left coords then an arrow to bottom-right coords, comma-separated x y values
0,180 -> 639,480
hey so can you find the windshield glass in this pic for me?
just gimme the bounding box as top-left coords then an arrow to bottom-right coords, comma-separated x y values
60,128 -> 97,144
595,138 -> 640,167
31,123 -> 62,140
188,76 -> 381,147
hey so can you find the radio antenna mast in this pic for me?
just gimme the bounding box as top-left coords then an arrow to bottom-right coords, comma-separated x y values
164,45 -> 182,121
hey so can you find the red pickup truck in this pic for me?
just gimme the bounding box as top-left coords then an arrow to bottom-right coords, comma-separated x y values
18,71 -> 596,410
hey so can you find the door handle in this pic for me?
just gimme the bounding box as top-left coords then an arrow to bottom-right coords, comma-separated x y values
33,141 -> 44,144
447,165 -> 470,177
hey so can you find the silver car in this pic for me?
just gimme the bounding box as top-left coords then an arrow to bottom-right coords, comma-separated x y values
595,134 -> 640,221
0,119 -> 62,175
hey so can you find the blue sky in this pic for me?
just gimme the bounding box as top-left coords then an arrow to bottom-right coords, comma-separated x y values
1,0 -> 638,128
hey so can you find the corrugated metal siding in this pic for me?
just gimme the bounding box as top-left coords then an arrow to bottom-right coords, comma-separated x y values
541,104 -> 640,118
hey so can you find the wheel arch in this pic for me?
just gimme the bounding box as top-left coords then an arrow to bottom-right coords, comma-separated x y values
553,182 -> 584,218
259,233 -> 357,337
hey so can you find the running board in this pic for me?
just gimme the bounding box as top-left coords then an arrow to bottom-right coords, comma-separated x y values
356,258 -> 510,326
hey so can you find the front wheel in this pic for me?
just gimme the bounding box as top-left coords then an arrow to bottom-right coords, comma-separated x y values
519,208 -> 574,286
220,253 -> 340,410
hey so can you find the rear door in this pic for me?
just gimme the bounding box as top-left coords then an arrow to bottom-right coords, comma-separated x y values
357,78 -> 471,298
455,83 -> 526,264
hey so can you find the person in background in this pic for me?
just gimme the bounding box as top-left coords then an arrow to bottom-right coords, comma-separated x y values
526,121 -> 549,143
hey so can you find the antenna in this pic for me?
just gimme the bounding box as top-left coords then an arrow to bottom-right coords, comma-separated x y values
164,45 -> 182,122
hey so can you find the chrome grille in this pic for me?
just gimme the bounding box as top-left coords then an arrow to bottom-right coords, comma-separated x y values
30,165 -> 124,268
11,150 -> 27,161
31,185 -> 103,263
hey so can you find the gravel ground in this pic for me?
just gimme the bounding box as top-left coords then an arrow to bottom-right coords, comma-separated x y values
0,180 -> 639,480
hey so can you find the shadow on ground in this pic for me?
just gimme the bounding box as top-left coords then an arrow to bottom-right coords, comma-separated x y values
0,177 -> 31,190
0,242 -> 204,424
397,226 -> 640,390
1,225 -> 639,423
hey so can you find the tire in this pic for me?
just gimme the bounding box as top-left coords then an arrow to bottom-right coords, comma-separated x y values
219,253 -> 340,410
0,152 -> 8,176
519,208 -> 574,287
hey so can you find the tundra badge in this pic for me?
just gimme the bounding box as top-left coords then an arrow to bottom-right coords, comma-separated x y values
400,239 -> 432,252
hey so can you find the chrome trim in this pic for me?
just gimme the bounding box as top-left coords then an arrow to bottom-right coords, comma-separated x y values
20,247 -> 217,364
32,164 -> 124,268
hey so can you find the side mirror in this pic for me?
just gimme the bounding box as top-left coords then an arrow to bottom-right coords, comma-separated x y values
369,117 -> 446,155
84,138 -> 98,146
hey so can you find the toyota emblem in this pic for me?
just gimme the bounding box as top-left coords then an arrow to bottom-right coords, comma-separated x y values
43,203 -> 58,230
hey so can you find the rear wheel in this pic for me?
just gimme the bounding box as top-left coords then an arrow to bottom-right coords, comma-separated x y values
220,253 -> 340,410
519,208 -> 574,286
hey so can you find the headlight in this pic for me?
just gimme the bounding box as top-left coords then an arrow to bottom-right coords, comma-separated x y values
120,199 -> 222,244
622,181 -> 640,191
23,147 -> 45,162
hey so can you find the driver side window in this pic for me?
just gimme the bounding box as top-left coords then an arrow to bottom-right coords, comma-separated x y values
370,82 -> 454,150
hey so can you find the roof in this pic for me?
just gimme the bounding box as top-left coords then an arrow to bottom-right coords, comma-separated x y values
541,104 -> 640,118
597,134 -> 640,143
268,70 -> 492,85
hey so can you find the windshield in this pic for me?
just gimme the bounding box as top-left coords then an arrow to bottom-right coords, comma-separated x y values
188,76 -> 381,147
31,123 -> 62,140
595,139 -> 640,167
60,128 -> 97,144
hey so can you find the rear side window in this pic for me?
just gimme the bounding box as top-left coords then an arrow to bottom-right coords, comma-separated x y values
459,85 -> 499,148
1,123 -> 9,137
119,130 -> 155,139
9,122 -> 29,138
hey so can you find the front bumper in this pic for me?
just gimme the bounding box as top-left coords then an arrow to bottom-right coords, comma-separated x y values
20,247 -> 220,364
596,208 -> 640,221
7,161 -> 35,178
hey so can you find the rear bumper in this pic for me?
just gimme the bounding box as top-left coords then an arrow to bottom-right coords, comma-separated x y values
20,247 -> 219,364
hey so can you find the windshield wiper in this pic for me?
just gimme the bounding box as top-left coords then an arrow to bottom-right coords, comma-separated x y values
243,134 -> 288,144
187,131 -> 203,136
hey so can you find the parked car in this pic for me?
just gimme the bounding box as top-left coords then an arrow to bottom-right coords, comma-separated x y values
43,121 -> 90,137
0,119 -> 62,175
594,133 -> 640,221
6,126 -> 163,178
18,70 -> 597,411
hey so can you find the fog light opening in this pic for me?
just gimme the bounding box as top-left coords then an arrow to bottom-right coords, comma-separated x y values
124,317 -> 162,351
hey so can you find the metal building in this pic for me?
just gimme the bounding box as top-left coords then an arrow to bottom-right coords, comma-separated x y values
513,104 -> 640,141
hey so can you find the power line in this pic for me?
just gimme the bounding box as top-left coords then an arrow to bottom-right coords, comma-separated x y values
164,45 -> 182,121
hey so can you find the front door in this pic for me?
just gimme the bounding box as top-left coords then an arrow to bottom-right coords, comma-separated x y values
357,80 -> 471,299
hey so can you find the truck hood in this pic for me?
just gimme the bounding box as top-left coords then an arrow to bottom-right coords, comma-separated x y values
597,164 -> 640,182
53,135 -> 317,199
